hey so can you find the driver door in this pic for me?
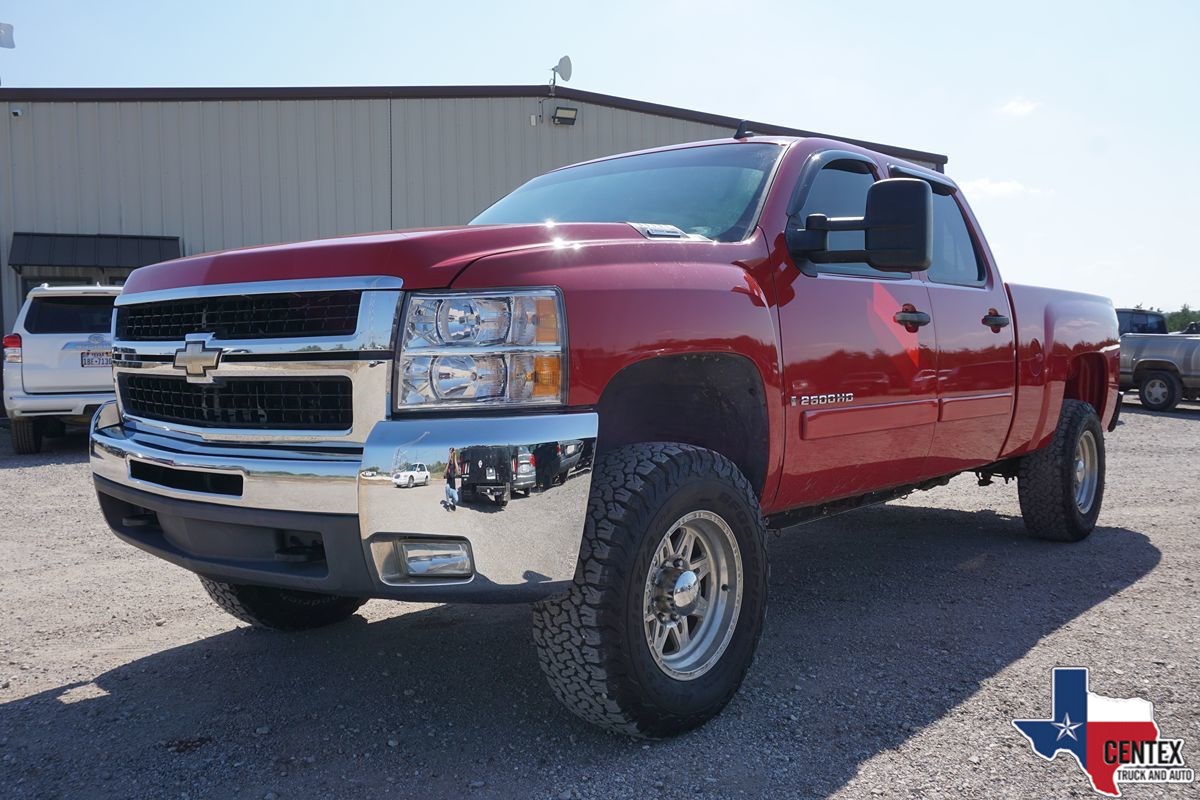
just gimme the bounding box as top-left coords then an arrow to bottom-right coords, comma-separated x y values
773,155 -> 940,508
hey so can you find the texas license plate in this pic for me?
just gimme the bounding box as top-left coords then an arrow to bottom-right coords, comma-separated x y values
80,351 -> 112,368
486,467 -> 497,480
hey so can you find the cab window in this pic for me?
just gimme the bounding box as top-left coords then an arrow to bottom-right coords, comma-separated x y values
927,192 -> 985,286
1120,312 -> 1168,334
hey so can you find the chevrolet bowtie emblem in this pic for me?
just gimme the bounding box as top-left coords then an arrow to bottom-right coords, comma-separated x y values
173,338 -> 222,383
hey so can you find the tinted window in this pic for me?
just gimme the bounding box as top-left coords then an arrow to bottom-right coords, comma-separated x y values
1116,310 -> 1132,335
797,163 -> 902,278
1118,311 -> 1168,334
24,295 -> 115,334
928,192 -> 985,286
472,143 -> 782,242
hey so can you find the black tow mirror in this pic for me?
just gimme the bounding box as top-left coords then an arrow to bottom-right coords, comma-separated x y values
786,178 -> 933,271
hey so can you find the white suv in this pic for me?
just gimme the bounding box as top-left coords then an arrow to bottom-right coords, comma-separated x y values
3,285 -> 121,454
392,462 -> 431,488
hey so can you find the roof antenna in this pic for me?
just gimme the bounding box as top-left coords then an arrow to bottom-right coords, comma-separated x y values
733,120 -> 757,139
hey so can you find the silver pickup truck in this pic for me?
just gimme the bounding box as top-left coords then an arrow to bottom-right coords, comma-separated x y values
1120,334 -> 1200,411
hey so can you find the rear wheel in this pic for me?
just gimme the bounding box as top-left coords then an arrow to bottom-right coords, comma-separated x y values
1017,400 -> 1105,542
199,577 -> 366,630
1138,370 -> 1181,412
9,418 -> 43,455
532,443 -> 768,738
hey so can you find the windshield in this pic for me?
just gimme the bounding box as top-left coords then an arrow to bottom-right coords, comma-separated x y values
471,143 -> 783,242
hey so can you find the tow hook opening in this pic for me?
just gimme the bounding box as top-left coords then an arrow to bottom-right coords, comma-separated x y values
274,533 -> 326,563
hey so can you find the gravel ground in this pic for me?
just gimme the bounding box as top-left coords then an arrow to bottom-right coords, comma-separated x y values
1,400 -> 1197,800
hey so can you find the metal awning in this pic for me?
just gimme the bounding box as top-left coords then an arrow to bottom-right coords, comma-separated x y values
8,232 -> 181,272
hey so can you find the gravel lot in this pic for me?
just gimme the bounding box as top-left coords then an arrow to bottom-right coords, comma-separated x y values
1,400 -> 1197,800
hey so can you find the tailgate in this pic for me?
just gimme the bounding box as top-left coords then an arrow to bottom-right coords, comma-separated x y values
19,295 -> 116,393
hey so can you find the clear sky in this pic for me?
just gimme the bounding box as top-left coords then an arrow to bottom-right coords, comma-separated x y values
1,0 -> 1197,310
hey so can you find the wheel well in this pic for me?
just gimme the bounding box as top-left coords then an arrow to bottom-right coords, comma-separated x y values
1064,353 -> 1109,416
1132,360 -> 1180,380
595,354 -> 769,497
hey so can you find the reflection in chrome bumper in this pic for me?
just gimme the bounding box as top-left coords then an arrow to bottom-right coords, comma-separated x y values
89,401 -> 598,602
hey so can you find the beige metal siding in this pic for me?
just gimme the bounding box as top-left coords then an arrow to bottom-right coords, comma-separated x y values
389,96 -> 728,227
2,94 -> 939,329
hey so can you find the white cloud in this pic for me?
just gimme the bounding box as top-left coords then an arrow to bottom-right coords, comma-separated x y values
998,97 -> 1039,117
960,178 -> 1045,199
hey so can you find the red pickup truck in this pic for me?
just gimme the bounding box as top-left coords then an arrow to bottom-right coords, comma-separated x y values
89,135 -> 1120,737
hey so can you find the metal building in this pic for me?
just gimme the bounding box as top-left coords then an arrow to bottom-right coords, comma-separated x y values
0,85 -> 946,331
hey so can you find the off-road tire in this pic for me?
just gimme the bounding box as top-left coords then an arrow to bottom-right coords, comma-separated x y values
532,443 -> 768,738
9,418 -> 43,455
199,577 -> 366,631
1138,370 -> 1182,412
1017,400 -> 1105,542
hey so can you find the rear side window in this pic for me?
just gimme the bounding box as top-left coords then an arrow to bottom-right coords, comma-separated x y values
928,193 -> 985,286
24,296 -> 115,334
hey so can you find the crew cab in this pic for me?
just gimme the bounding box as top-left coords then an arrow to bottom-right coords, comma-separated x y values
89,135 -> 1119,738
4,285 -> 120,453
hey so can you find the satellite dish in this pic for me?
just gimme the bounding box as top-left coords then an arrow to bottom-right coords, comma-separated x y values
553,55 -> 572,83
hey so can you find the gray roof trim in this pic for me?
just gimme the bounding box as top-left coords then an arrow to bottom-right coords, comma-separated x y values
0,84 -> 947,167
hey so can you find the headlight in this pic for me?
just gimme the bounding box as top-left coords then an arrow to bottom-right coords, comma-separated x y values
395,289 -> 565,410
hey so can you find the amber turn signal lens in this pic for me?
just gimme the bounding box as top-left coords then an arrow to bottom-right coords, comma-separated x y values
532,355 -> 561,398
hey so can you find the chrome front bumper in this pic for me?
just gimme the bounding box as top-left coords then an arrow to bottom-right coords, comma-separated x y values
90,402 -> 598,602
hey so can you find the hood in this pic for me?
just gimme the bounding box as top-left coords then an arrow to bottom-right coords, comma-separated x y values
120,223 -> 649,295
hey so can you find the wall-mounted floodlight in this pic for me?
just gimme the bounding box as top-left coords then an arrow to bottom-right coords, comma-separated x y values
551,106 -> 578,126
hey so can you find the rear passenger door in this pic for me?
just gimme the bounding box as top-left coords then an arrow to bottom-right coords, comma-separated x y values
774,153 -> 940,508
917,184 -> 1017,472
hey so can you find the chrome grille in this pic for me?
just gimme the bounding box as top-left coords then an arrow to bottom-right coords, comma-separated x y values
119,374 -> 354,430
115,291 -> 362,341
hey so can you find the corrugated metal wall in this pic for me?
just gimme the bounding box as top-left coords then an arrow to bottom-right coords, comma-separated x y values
1,95 -> 733,327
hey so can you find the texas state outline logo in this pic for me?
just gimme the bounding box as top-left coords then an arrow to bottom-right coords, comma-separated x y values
1012,667 -> 1195,796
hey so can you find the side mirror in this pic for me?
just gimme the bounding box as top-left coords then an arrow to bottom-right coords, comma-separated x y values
786,178 -> 933,272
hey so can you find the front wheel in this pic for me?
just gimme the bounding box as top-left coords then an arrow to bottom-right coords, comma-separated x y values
199,578 -> 366,630
532,443 -> 768,738
406,476 -> 415,488
1017,400 -> 1105,542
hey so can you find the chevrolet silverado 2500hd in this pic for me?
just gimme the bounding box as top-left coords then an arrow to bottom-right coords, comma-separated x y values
89,135 -> 1120,737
